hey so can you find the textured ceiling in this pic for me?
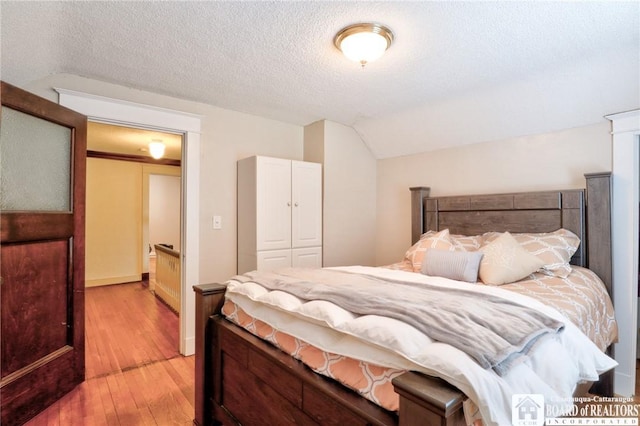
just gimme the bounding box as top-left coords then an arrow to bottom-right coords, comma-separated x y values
1,1 -> 639,158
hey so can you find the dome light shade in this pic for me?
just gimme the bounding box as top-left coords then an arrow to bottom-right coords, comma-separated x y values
334,23 -> 394,67
149,140 -> 165,159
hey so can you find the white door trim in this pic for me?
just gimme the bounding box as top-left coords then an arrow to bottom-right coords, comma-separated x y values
606,109 -> 640,396
57,88 -> 201,356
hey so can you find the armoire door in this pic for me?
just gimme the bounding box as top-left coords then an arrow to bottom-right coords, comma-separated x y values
291,160 -> 322,248
256,156 -> 291,251
0,81 -> 87,425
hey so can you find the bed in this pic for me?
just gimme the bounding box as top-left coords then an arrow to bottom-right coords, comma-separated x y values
193,172 -> 616,426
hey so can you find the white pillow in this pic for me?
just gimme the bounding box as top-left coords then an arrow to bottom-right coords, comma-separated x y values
479,232 -> 545,285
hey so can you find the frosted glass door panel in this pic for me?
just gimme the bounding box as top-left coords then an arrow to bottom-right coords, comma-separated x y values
0,106 -> 71,211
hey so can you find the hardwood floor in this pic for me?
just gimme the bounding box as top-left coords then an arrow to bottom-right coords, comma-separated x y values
24,282 -> 194,425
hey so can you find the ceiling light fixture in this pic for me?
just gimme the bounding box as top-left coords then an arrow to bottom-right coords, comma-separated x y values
149,140 -> 165,159
334,23 -> 394,68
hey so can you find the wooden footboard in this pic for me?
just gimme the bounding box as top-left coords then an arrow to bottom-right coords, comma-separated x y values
193,284 -> 611,426
193,283 -> 466,426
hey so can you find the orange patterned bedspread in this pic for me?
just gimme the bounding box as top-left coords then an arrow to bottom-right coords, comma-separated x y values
222,300 -> 405,411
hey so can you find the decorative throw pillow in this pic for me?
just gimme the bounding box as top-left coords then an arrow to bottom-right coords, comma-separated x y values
403,229 -> 455,272
449,233 -> 484,252
479,232 -> 546,285
421,249 -> 484,283
483,229 -> 580,278
515,229 -> 580,278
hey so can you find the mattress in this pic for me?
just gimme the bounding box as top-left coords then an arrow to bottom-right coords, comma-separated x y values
222,265 -> 617,426
223,300 -> 406,411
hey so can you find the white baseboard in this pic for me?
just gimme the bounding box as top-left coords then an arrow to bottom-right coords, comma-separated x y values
181,335 -> 195,356
614,370 -> 635,397
86,275 -> 142,287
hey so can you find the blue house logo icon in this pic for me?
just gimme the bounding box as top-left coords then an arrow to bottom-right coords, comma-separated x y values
512,394 -> 544,426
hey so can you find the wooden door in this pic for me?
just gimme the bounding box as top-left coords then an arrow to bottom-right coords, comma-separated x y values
0,81 -> 87,425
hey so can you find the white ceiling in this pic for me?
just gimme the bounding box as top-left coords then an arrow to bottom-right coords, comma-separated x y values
87,122 -> 183,161
1,1 -> 638,159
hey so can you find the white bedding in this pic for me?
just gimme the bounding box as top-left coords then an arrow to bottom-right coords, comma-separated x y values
224,266 -> 617,426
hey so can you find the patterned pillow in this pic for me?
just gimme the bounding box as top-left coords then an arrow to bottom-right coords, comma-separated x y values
449,233 -> 484,252
479,232 -> 545,285
483,229 -> 580,278
403,229 -> 455,272
421,249 -> 484,283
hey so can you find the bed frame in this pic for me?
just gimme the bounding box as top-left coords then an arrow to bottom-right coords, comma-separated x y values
193,172 -> 613,426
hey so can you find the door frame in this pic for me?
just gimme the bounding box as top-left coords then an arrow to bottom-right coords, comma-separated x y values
57,88 -> 201,355
607,109 -> 639,396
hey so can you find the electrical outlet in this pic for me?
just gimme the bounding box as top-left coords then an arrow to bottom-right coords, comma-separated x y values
213,215 -> 222,230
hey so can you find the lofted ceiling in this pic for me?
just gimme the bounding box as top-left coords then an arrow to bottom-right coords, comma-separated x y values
1,1 -> 638,159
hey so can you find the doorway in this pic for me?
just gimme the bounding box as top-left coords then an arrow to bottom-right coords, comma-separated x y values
146,169 -> 182,313
86,122 -> 182,291
57,88 -> 201,356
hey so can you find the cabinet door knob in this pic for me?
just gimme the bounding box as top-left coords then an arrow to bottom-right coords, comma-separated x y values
294,202 -> 299,207
287,202 -> 291,206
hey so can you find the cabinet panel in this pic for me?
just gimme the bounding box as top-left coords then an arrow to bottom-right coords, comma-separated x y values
238,156 -> 323,274
292,247 -> 322,269
291,161 -> 322,248
256,157 -> 291,251
257,249 -> 292,272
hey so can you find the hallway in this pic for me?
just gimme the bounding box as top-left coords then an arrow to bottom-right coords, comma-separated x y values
25,282 -> 193,425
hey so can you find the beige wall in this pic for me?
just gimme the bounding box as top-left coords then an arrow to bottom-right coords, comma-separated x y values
149,174 -> 181,252
142,164 -> 181,275
24,74 -> 613,281
303,120 -> 324,164
86,158 -> 181,286
86,158 -> 143,286
376,122 -> 613,266
304,120 -> 378,267
25,74 -> 304,284
201,106 -> 303,282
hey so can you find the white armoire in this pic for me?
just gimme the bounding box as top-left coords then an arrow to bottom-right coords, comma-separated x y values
237,156 -> 322,274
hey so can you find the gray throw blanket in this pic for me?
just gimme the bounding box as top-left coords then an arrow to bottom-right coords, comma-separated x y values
236,268 -> 564,375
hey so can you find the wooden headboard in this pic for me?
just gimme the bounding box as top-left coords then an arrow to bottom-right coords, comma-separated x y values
410,172 -> 612,296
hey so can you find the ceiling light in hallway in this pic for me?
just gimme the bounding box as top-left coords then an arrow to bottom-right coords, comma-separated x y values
149,140 -> 165,159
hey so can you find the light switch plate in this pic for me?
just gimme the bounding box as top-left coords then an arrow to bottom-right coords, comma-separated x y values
213,215 -> 222,230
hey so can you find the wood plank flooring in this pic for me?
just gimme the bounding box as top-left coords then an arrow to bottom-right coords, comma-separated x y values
24,282 -> 194,425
